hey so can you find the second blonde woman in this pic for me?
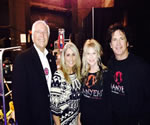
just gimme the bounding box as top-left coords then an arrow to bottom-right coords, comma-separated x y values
50,42 -> 81,125
80,39 -> 112,125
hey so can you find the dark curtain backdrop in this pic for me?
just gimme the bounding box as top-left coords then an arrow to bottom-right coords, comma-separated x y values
83,6 -> 150,65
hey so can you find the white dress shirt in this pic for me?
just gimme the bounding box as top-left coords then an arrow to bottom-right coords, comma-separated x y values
34,44 -> 52,92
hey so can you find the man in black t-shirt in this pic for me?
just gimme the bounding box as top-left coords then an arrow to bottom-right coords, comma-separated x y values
107,23 -> 150,125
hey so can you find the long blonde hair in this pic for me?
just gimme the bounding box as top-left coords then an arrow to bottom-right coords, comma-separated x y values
82,39 -> 106,77
60,42 -> 81,82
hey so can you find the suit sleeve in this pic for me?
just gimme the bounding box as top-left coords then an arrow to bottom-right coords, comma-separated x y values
12,54 -> 30,125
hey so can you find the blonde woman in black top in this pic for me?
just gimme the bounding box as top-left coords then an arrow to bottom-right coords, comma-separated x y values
80,39 -> 112,125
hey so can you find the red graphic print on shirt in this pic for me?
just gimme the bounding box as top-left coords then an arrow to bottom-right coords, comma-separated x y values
111,71 -> 125,95
86,75 -> 97,88
114,71 -> 123,85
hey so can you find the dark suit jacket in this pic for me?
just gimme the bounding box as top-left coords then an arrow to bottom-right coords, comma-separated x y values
12,46 -> 56,125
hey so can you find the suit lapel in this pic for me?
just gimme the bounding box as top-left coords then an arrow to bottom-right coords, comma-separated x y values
46,53 -> 56,75
30,46 -> 49,94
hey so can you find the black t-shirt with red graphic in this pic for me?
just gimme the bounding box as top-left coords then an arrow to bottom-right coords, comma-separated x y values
108,53 -> 150,125
80,70 -> 112,125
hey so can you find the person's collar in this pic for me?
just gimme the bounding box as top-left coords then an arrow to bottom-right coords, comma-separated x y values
34,44 -> 48,57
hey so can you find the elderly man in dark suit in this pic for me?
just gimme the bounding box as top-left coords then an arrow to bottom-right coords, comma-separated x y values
12,20 -> 57,125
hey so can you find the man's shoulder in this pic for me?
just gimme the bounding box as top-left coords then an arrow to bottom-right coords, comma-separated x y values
15,46 -> 34,61
130,53 -> 149,65
129,53 -> 150,73
47,52 -> 55,60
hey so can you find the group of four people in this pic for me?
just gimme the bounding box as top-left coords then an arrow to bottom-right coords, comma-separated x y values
12,20 -> 150,125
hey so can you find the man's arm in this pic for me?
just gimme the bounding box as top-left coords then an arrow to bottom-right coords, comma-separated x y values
12,54 -> 29,125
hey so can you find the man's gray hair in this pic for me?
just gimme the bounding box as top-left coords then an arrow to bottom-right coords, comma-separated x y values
31,20 -> 50,40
